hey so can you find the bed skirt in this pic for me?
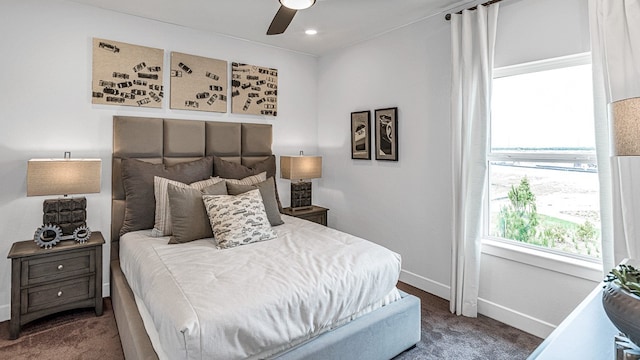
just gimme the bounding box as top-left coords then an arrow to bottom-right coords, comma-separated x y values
110,259 -> 421,360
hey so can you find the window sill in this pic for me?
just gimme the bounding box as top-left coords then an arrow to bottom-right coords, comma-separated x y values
481,238 -> 603,282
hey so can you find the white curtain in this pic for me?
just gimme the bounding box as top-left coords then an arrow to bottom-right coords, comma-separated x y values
449,4 -> 499,317
589,0 -> 640,270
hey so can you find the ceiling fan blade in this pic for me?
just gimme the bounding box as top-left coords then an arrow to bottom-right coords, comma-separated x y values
267,6 -> 297,35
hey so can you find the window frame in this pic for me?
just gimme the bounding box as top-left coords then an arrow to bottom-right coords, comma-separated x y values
483,52 -> 601,267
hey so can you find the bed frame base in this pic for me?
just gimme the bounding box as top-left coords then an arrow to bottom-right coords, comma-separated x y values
111,259 -> 420,360
276,289 -> 421,360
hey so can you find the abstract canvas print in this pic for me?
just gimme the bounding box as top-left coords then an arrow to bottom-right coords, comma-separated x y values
170,52 -> 228,112
231,62 -> 278,116
92,38 -> 164,108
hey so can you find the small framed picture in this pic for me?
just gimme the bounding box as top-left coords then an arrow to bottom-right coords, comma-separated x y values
351,110 -> 371,159
375,107 -> 398,161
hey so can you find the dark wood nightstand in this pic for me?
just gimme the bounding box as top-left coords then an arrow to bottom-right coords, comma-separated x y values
7,231 -> 105,339
282,205 -> 329,226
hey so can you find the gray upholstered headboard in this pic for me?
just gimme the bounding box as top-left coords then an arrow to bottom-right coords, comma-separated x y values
111,116 -> 273,258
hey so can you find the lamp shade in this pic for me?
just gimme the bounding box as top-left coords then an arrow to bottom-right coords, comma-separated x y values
280,155 -> 322,180
612,97 -> 640,156
280,0 -> 315,10
27,159 -> 102,196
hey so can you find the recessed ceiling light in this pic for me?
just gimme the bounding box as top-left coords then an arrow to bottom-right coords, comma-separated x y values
305,29 -> 318,35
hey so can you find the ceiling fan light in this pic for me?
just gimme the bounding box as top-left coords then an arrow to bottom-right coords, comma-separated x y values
280,0 -> 316,10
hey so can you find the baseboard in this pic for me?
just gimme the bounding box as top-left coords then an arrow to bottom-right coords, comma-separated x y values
477,297 -> 556,339
103,282 -> 110,298
400,269 -> 450,300
0,304 -> 9,322
399,269 -> 555,339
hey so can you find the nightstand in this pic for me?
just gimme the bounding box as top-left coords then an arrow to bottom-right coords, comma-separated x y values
7,231 -> 105,339
282,205 -> 329,226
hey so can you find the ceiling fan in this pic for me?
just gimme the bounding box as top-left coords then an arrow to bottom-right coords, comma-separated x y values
267,0 -> 316,35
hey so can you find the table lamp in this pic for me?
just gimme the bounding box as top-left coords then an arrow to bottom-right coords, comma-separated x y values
612,97 -> 640,155
27,152 -> 101,248
280,151 -> 322,211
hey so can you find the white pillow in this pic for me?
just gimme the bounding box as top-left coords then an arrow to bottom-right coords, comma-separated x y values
202,189 -> 277,249
151,176 -> 223,237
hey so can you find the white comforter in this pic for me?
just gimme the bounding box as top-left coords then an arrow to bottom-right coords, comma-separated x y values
120,215 -> 401,360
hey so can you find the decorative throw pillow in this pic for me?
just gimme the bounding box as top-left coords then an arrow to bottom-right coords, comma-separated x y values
167,181 -> 228,244
203,189 -> 277,249
213,155 -> 283,211
223,172 -> 266,186
226,177 -> 284,226
120,157 -> 214,236
152,176 -> 223,237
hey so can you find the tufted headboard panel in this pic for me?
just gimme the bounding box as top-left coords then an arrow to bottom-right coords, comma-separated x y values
111,116 -> 272,258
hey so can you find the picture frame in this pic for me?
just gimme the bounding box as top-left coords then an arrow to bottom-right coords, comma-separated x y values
375,107 -> 398,161
351,110 -> 371,159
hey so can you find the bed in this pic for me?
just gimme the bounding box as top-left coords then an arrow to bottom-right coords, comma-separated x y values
110,116 -> 421,359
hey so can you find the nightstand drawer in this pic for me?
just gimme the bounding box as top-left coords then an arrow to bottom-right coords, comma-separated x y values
22,276 -> 94,314
282,206 -> 329,226
22,250 -> 94,287
300,213 -> 326,225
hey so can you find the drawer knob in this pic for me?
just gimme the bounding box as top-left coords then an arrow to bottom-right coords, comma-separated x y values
57,264 -> 64,270
57,290 -> 63,297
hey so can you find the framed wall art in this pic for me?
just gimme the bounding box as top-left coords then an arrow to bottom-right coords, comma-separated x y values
351,110 -> 371,159
170,52 -> 228,112
231,62 -> 277,116
375,107 -> 398,161
92,38 -> 164,108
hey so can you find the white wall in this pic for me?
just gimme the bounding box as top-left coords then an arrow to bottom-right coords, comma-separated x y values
0,0 -> 317,321
317,16 -> 454,298
317,0 -> 598,338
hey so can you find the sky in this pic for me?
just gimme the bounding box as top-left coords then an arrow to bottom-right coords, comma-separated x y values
491,64 -> 596,150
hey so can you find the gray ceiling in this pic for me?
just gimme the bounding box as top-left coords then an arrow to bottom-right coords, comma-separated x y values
70,0 -> 477,56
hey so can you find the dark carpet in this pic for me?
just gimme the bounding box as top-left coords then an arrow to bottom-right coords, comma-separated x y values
0,299 -> 123,360
0,284 -> 542,359
395,283 -> 542,360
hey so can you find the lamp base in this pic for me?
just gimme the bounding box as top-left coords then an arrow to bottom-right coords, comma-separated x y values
290,181 -> 312,210
43,196 -> 87,235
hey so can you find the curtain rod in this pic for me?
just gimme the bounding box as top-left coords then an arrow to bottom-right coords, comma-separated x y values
445,0 -> 503,20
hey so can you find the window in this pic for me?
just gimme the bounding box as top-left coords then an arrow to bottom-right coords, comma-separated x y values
487,54 -> 601,259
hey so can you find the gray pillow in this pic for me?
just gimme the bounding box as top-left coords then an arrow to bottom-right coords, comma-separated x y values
120,157 -> 214,236
213,155 -> 282,211
167,181 -> 228,244
226,177 -> 284,226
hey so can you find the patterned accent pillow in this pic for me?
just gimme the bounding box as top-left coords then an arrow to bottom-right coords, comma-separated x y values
203,189 -> 277,249
152,176 -> 223,237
